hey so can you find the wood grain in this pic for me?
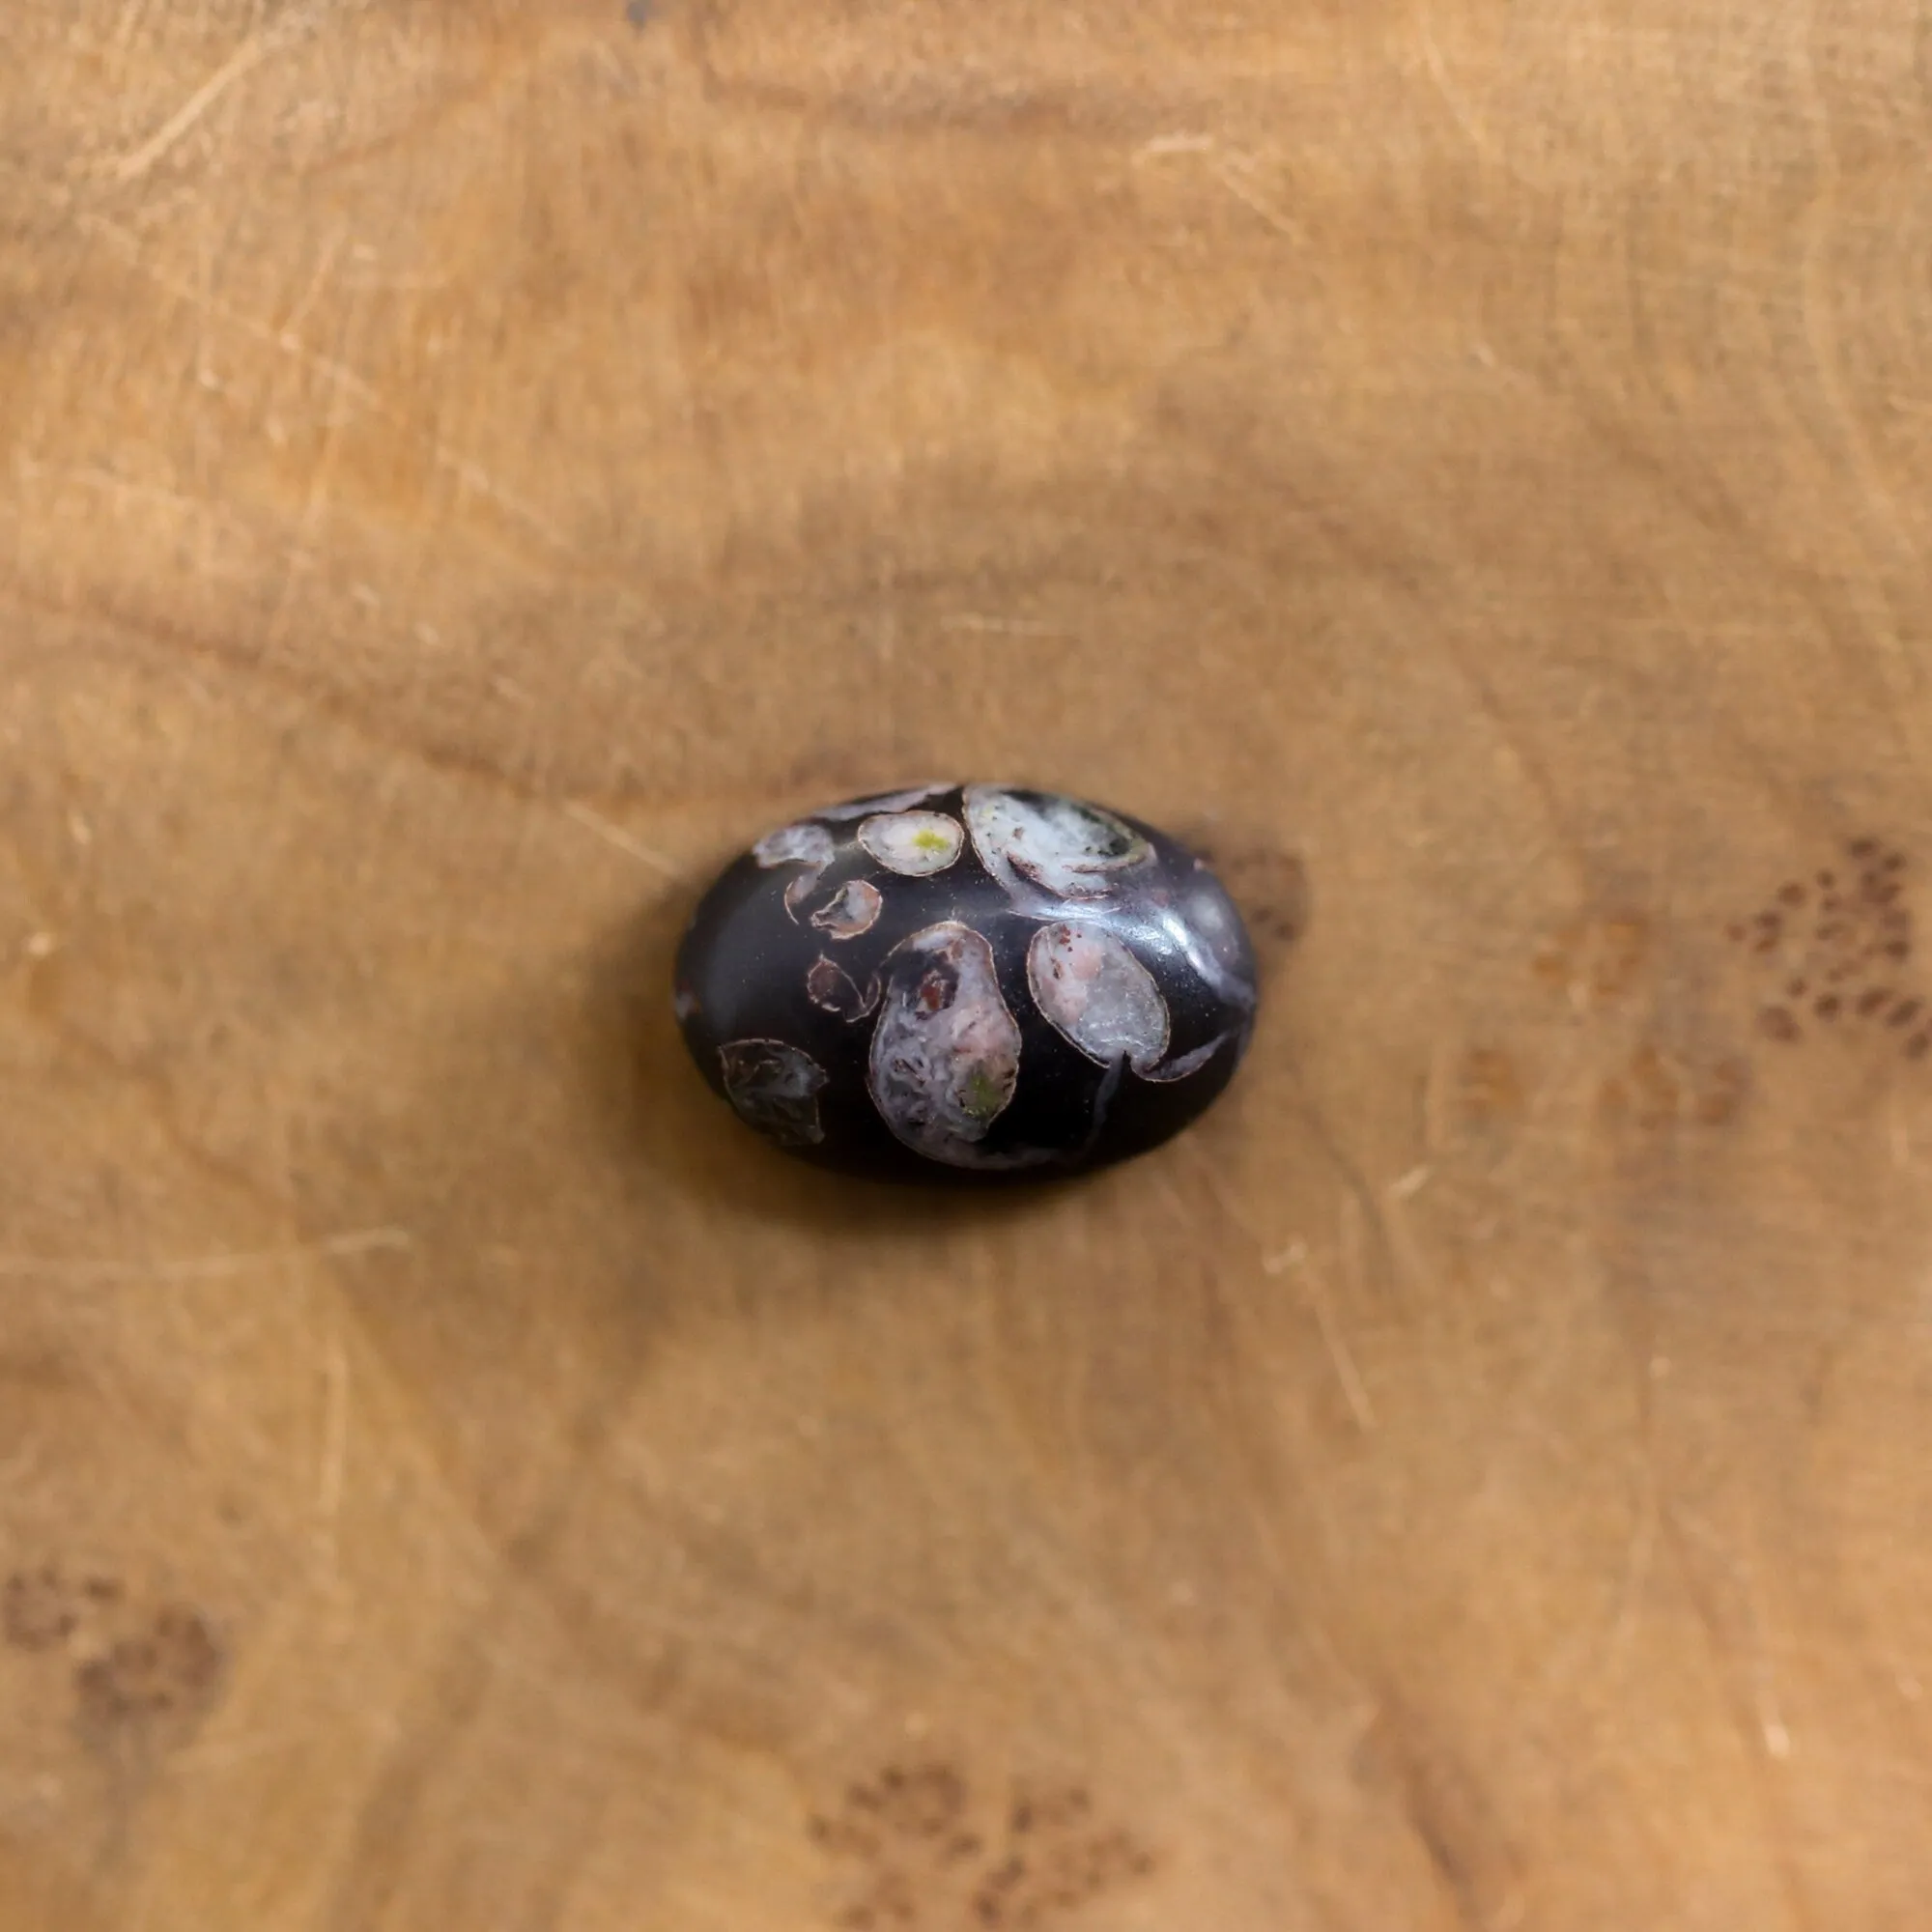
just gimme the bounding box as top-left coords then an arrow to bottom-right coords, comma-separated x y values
6,1 -> 1932,1925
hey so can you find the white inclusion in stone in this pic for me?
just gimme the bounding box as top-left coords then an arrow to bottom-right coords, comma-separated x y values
718,1038 -> 828,1146
809,878 -> 884,939
753,820 -> 834,868
807,955 -> 879,1020
867,923 -> 1036,1168
752,820 -> 837,917
1144,1034 -> 1231,1082
1151,901 -> 1258,1012
962,786 -> 1151,903
856,810 -> 964,876
1027,923 -> 1170,1074
815,783 -> 953,821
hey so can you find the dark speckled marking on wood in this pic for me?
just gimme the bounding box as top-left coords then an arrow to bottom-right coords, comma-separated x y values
1532,911 -> 1653,1006
4,1567 -> 79,1651
1730,837 -> 1929,1067
5,1564 -> 228,1757
1598,1042 -> 1750,1134
810,1760 -> 1155,1930
1457,1046 -> 1525,1126
75,1604 -> 224,1739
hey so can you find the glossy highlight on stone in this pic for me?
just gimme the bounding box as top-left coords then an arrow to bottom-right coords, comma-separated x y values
673,783 -> 1261,1181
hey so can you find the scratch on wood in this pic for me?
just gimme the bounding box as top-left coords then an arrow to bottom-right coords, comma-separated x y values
266,296 -> 361,653
317,1328 -> 350,1524
940,613 -> 1071,638
110,0 -> 160,54
1380,1162 -> 1449,1304
1133,132 -> 1216,160
75,215 -> 573,553
1169,1141 -> 1377,1432
1604,1475 -> 1659,1667
1264,1238 -> 1378,1432
1209,155 -> 1304,242
84,214 -> 379,404
105,3 -> 325,184
163,1730 -> 318,1778
561,801 -> 682,877
1672,1504 -> 1796,1764
1414,11 -> 1494,168
282,226 -> 350,345
0,1228 -> 412,1283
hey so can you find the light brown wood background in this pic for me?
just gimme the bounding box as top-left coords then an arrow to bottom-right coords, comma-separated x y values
6,1 -> 1932,1926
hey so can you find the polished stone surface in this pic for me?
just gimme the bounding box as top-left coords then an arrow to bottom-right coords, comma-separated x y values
674,783 -> 1260,1180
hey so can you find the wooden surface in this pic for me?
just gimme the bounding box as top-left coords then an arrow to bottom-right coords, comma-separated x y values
7,2 -> 1932,1925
